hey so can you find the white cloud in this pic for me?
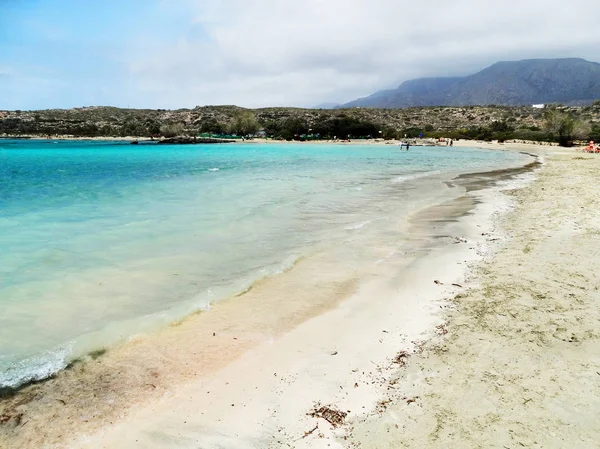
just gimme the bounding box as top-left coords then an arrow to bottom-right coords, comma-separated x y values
121,0 -> 600,107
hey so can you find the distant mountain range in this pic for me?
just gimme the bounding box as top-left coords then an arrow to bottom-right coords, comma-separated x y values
341,58 -> 600,108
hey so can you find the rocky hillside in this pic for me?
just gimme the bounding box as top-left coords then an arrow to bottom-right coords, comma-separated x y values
0,105 -> 549,136
343,58 -> 600,108
1,103 -> 599,143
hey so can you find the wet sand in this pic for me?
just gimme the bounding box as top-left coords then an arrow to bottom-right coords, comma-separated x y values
0,145 -> 541,449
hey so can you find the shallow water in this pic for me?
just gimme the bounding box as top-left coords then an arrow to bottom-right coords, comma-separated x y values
0,140 -> 529,388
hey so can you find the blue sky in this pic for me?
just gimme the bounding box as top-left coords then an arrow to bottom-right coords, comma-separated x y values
0,0 -> 204,109
1,0 -> 600,110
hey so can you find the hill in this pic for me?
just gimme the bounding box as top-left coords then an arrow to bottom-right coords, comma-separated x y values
0,105 -> 544,137
1,103 -> 600,145
342,58 -> 600,108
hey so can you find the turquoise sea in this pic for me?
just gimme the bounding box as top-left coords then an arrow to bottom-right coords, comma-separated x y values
0,140 -> 529,388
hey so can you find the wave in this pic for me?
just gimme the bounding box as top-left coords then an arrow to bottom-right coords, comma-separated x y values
391,170 -> 441,184
345,217 -> 383,230
208,168 -> 220,172
0,253 -> 303,390
0,344 -> 73,390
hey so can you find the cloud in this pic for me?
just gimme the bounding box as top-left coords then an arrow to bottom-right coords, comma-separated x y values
123,0 -> 600,108
3,0 -> 600,109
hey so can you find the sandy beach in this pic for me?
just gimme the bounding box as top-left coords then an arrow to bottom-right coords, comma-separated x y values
0,135 -> 559,147
346,144 -> 600,448
2,142 -> 598,449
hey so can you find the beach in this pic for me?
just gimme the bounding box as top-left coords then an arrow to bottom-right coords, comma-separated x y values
346,144 -> 600,448
2,142 -> 597,448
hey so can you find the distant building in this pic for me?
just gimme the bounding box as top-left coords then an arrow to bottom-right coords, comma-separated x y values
532,104 -> 545,109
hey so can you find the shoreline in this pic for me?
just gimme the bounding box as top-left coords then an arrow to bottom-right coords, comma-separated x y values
0,134 -> 560,148
0,142 -> 531,391
0,145 -> 541,448
76,153 -> 540,449
345,144 -> 600,448
0,146 -> 534,393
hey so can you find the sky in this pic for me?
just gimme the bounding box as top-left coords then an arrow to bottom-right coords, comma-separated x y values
1,0 -> 600,110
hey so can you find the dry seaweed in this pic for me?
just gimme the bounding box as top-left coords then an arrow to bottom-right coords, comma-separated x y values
308,405 -> 347,427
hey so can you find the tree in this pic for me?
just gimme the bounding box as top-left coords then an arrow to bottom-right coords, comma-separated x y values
489,120 -> 514,133
544,109 -> 592,146
401,127 -> 422,138
572,120 -> 592,141
382,126 -> 399,139
145,120 -> 162,136
278,117 -> 307,140
199,117 -> 225,134
590,124 -> 600,142
544,109 -> 574,146
262,120 -> 282,138
228,111 -> 259,136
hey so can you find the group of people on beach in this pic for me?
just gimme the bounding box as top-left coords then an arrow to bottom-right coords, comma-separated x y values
582,140 -> 600,153
437,138 -> 453,146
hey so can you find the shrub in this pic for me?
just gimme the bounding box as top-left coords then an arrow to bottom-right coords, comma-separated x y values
589,124 -> 600,141
160,123 -> 185,138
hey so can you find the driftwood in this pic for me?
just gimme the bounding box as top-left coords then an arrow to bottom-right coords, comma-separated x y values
296,423 -> 319,441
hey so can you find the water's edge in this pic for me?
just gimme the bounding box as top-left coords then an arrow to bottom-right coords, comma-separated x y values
0,151 -> 538,398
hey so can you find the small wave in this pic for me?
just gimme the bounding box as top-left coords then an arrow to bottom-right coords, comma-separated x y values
345,220 -> 373,230
345,217 -> 383,231
0,253 -> 304,390
234,254 -> 304,298
208,168 -> 219,172
250,254 -> 303,287
494,170 -> 539,192
391,170 -> 441,184
0,343 -> 73,390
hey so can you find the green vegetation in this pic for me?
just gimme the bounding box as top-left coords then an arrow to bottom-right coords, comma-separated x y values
227,111 -> 259,136
542,108 -> 592,146
159,122 -> 185,138
263,114 -> 379,140
1,104 -> 599,146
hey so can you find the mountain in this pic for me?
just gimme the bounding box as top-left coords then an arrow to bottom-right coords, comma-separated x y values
342,58 -> 600,108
